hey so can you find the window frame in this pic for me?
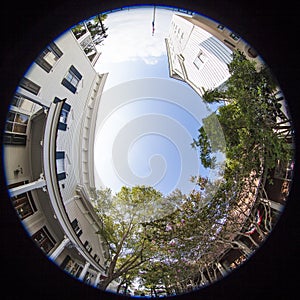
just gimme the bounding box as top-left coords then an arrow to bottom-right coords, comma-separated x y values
71,219 -> 83,237
193,49 -> 208,70
8,181 -> 37,220
217,24 -> 225,31
5,110 -> 29,135
19,77 -> 41,95
32,226 -> 56,254
229,32 -> 240,41
56,151 -> 66,181
61,65 -> 82,94
83,241 -> 92,253
35,42 -> 63,73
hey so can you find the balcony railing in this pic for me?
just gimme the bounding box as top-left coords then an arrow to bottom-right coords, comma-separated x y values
43,99 -> 106,272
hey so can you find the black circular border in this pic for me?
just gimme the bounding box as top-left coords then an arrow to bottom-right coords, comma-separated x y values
1,1 -> 299,299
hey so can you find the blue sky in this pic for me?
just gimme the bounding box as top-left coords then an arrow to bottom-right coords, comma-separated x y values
94,7 -> 175,88
93,7 -> 225,196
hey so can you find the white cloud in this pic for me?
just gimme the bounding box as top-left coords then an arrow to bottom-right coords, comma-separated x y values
142,56 -> 159,65
96,8 -> 173,65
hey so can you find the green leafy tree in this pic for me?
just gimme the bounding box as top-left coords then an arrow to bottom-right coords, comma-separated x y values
136,52 -> 294,294
196,50 -> 292,180
87,14 -> 108,40
93,185 -> 163,290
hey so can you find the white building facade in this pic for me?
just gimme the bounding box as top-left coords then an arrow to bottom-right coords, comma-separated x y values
4,30 -> 109,288
165,14 -> 233,96
165,14 -> 265,97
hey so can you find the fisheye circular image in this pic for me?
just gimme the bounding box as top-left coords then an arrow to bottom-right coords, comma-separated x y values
3,4 -> 295,297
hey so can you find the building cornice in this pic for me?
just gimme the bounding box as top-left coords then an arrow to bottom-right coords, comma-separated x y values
79,73 -> 108,193
43,99 -> 105,272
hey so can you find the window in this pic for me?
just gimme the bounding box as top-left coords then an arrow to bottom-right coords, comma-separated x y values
71,219 -> 83,237
35,42 -> 63,72
60,255 -> 71,269
3,133 -> 26,146
61,255 -> 81,277
193,50 -> 208,69
32,226 -> 56,254
229,32 -> 240,41
19,77 -> 41,95
177,28 -> 181,37
8,181 -> 37,220
11,94 -> 35,112
94,254 -> 100,264
65,70 -> 80,87
217,24 -> 225,31
5,111 -> 29,134
247,47 -> 258,58
53,97 -> 71,130
83,241 -> 92,253
84,271 -> 93,284
12,193 -> 36,219
4,108 -> 28,146
56,151 -> 66,181
61,65 -> 82,94
59,102 -> 71,131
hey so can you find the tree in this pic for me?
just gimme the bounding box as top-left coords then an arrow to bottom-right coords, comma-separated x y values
93,185 -> 163,291
195,50 -> 293,180
184,51 -> 294,291
92,181 -> 273,295
191,126 -> 217,168
87,14 -> 108,41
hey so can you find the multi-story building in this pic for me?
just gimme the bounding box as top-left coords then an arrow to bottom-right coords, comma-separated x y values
165,14 -> 233,97
165,14 -> 264,97
3,29 -> 110,288
186,13 -> 263,66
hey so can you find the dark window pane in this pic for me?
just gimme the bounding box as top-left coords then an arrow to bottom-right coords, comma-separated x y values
61,78 -> 77,94
6,111 -> 15,122
5,122 -> 13,132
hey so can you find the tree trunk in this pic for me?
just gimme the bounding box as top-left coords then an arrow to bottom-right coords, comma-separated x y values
124,283 -> 129,295
116,280 -> 124,293
98,14 -> 107,36
99,279 -> 112,291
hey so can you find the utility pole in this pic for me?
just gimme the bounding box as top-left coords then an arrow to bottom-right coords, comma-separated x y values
152,6 -> 156,36
98,14 -> 107,38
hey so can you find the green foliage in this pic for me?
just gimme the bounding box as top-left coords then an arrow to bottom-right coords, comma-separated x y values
195,50 -> 292,180
92,51 -> 293,296
192,126 -> 216,168
94,186 -> 164,290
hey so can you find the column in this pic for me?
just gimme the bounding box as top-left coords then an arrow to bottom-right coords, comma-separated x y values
79,262 -> 90,281
9,178 -> 46,197
16,87 -> 52,108
200,272 -> 209,285
94,272 -> 102,287
49,237 -> 70,261
216,262 -> 228,277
